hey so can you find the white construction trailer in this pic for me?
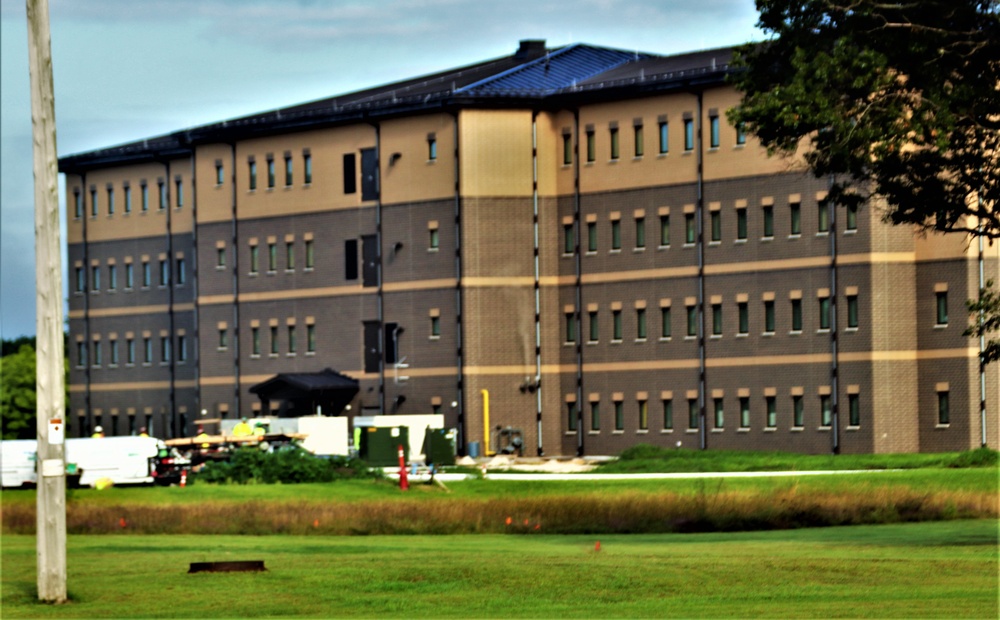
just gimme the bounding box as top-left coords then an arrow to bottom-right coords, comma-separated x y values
1,436 -> 162,488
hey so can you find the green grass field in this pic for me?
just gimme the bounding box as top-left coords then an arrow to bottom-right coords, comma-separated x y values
2,520 -> 997,618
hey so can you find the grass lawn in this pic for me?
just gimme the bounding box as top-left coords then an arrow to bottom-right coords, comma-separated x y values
2,520 -> 997,619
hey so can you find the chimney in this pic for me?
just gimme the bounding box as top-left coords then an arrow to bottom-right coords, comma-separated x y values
515,39 -> 546,60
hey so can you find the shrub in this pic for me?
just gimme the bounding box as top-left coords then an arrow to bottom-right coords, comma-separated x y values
195,446 -> 383,485
950,447 -> 999,468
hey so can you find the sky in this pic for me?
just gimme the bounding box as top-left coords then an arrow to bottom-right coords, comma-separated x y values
0,0 -> 764,339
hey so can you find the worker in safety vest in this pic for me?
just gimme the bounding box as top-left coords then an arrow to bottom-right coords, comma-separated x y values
139,427 -> 149,438
91,425 -> 105,438
232,418 -> 252,437
195,425 -> 211,449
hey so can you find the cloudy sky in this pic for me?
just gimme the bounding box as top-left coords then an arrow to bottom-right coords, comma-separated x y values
0,0 -> 764,339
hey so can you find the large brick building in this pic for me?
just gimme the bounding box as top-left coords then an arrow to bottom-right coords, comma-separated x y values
59,40 -> 998,455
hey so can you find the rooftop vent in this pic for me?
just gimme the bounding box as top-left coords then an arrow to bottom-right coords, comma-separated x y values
515,39 -> 546,60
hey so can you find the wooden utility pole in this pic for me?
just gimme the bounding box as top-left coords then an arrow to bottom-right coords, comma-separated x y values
27,0 -> 67,603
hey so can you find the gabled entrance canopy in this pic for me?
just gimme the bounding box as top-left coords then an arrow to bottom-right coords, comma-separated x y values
249,368 -> 359,417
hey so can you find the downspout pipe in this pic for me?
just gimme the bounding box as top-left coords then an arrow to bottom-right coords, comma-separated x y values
828,176 -> 840,454
452,112 -> 466,454
164,160 -> 178,438
978,198 -> 987,447
531,111 -> 543,457
695,92 -> 707,451
81,172 -> 91,436
573,108 -> 585,456
190,152 -> 200,422
371,121 -> 385,416
229,143 -> 241,419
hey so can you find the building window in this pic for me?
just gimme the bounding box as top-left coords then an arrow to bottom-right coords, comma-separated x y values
591,401 -> 600,431
74,190 -> 82,218
159,260 -> 169,286
285,154 -> 293,186
712,304 -> 722,336
267,157 -> 276,188
92,341 -> 101,367
714,398 -> 724,428
76,342 -> 86,367
638,399 -> 648,430
790,202 -> 801,235
739,397 -> 750,428
75,267 -> 85,293
738,302 -> 748,335
123,263 -> 133,289
177,335 -> 187,362
562,134 -> 572,165
587,222 -> 597,252
684,118 -> 694,151
142,261 -> 151,288
684,213 -> 696,244
763,205 -> 774,237
937,391 -> 950,424
709,114 -> 720,148
791,299 -> 802,332
847,294 -> 859,328
820,395 -> 832,427
90,188 -> 97,216
108,265 -> 117,291
636,308 -> 647,340
430,315 -> 441,338
614,400 -> 624,431
215,162 -> 224,185
176,258 -> 186,285
588,311 -> 599,342
658,120 -> 668,154
611,219 -> 621,250
662,398 -> 673,430
216,247 -> 226,268
661,307 -> 671,339
218,327 -> 228,350
659,214 -> 669,247
846,203 -> 858,231
267,242 -> 277,272
710,211 -> 721,242
766,396 -> 777,428
107,187 -> 115,215
288,325 -> 296,354
634,123 -> 643,157
635,217 -> 645,249
270,326 -> 279,356
936,291 -> 948,325
344,239 -> 358,280
612,310 -> 622,341
428,136 -> 437,161
303,152 -> 312,184
567,402 -> 578,431
142,337 -> 152,365
565,312 -> 576,344
687,305 -> 698,337
818,201 -> 829,233
126,338 -> 135,365
307,324 -> 316,353
848,394 -> 860,426
819,296 -> 831,330
175,179 -> 183,208
249,160 -> 258,191
251,327 -> 261,356
124,186 -> 132,214
160,336 -> 170,363
688,399 -> 699,429
286,242 -> 295,270
141,183 -> 149,212
249,245 -> 259,274
429,227 -> 440,250
563,224 -> 574,254
736,209 -> 747,240
586,130 -> 595,162
764,300 -> 775,333
736,121 -> 746,145
793,395 -> 804,427
158,180 -> 167,210
305,240 -> 315,269
91,266 -> 100,291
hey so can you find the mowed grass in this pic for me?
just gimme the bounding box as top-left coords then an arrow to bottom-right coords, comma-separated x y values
2,520 -> 997,619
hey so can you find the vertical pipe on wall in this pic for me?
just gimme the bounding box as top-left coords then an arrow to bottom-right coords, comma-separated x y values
531,112 -> 544,456
695,92 -> 707,451
452,112 -> 466,453
229,143 -> 241,419
190,151 -> 200,421
373,122 -> 385,416
573,109 -> 585,456
80,172 -> 91,436
165,159 -> 177,438
977,205 -> 987,447
828,177 -> 840,454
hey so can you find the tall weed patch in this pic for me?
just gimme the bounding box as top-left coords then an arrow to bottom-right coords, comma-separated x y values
195,446 -> 381,484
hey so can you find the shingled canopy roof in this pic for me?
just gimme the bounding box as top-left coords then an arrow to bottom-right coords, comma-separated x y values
249,368 -> 359,416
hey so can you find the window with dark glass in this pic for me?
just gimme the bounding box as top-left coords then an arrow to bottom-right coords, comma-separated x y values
791,299 -> 802,331
141,183 -> 149,211
588,311 -> 599,342
270,326 -> 279,355
764,300 -> 775,333
286,242 -> 294,271
285,154 -> 293,186
305,239 -> 315,269
818,201 -> 829,233
712,304 -> 722,336
268,242 -> 277,272
586,130 -> 596,162
91,266 -> 100,291
175,178 -> 183,208
684,118 -> 694,151
820,395 -> 832,426
565,312 -> 576,343
846,203 -> 858,230
714,398 -> 724,428
563,224 -> 574,254
567,402 -> 578,431
612,310 -> 622,341
143,337 -> 152,364
790,202 -> 801,235
614,400 -> 624,430
218,327 -> 228,349
662,399 -> 673,430
738,302 -> 748,335
215,161 -> 224,185
75,267 -> 85,293
124,185 -> 131,213
159,260 -> 169,286
126,338 -> 135,365
107,187 -> 115,215
176,258 -> 185,285
766,396 -> 777,427
251,327 -> 260,356
793,395 -> 804,427
158,180 -> 166,209
303,151 -> 312,184
937,391 -> 949,424
688,399 -> 699,429
307,324 -> 316,353
74,190 -> 82,218
819,296 -> 831,330
638,400 -> 648,430
635,217 -> 645,248
142,261 -> 150,287
267,157 -> 275,188
636,308 -> 647,340
108,265 -> 117,291
587,222 -> 597,252
847,294 -> 859,328
736,121 -> 746,145
687,305 -> 697,337
936,291 -> 948,325
739,397 -> 750,428
591,401 -> 600,431
709,114 -> 720,148
763,205 -> 774,237
736,209 -> 747,240
428,136 -> 437,161
611,220 -> 621,250
92,341 -> 101,367
848,394 -> 860,426
430,316 -> 440,338
562,133 -> 572,165
249,245 -> 259,274
658,120 -> 668,154
343,153 -> 356,194
685,213 -> 696,244
160,337 -> 170,363
633,123 -> 643,157
344,239 -> 358,280
661,307 -> 671,339
287,325 -> 296,354
710,211 -> 721,242
659,214 -> 669,246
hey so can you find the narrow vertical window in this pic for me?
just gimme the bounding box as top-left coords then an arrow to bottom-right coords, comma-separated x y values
819,296 -> 831,330
685,213 -> 696,244
684,118 -> 694,151
161,336 -> 170,363
249,245 -> 259,274
659,214 -> 669,247
92,341 -> 102,367
74,190 -> 82,218
591,401 -> 600,431
142,261 -> 151,287
427,136 -> 437,161
735,121 -> 746,145
636,308 -> 647,340
344,239 -> 358,280
709,115 -> 720,148
567,402 -> 578,431
430,316 -> 441,337
158,180 -> 167,210
305,239 -> 315,269
818,201 -> 829,233
820,395 -> 832,427
635,217 -> 645,249
268,242 -> 277,272
793,395 -> 804,427
612,309 -> 622,341
847,294 -> 859,328
937,391 -> 950,424
141,182 -> 149,211
562,134 -> 572,165
251,327 -> 261,356
107,186 -> 115,215
738,302 -> 748,335
285,153 -> 293,186
848,394 -> 860,426
662,399 -> 673,430
764,300 -> 775,333
76,342 -> 86,367
215,161 -> 224,185
286,242 -> 295,270
936,291 -> 948,325
303,151 -> 312,184
159,260 -> 169,286
614,401 -> 624,431
288,325 -> 296,354
763,205 -> 774,237
736,209 -> 747,240
563,224 -> 574,254
267,156 -> 276,188
587,222 -> 597,252
90,187 -> 97,216
108,265 -> 117,291
766,396 -> 777,428
124,185 -> 132,214
143,337 -> 152,364
638,400 -> 648,430
790,202 -> 801,235
218,328 -> 228,349
846,203 -> 858,231
217,247 -> 226,268
125,264 -> 134,289
791,299 -> 803,332
588,311 -> 599,342
565,312 -> 576,344
270,326 -> 279,355
175,178 -> 183,208
126,338 -> 135,365
688,399 -> 699,429
586,129 -> 595,162
176,258 -> 186,285
710,211 -> 721,242
714,398 -> 724,428
658,120 -> 668,154
75,267 -> 85,293
712,303 -> 722,336
739,397 -> 750,428
633,123 -> 643,157
661,307 -> 671,339
177,335 -> 187,362
429,226 -> 440,250
611,220 -> 621,250
91,266 -> 100,291
687,305 -> 697,337
307,324 -> 316,353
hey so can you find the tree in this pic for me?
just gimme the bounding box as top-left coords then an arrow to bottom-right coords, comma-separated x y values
1,345 -> 38,439
729,0 -> 1000,359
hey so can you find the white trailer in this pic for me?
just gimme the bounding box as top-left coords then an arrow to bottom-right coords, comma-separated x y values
1,440 -> 38,488
1,436 -> 163,488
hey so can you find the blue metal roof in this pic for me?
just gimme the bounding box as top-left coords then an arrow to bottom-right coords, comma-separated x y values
457,44 -> 651,95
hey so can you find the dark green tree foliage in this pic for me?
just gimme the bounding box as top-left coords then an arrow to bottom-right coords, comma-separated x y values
729,0 -> 999,237
196,445 -> 383,485
966,280 -> 1000,363
1,345 -> 38,439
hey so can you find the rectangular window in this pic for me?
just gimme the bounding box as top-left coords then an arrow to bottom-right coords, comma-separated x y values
75,267 -> 85,293
307,324 -> 316,353
126,338 -> 135,365
612,310 -> 622,341
793,395 -> 804,427
818,201 -> 829,233
635,217 -> 645,249
820,395 -> 832,426
286,242 -> 295,270
125,264 -> 134,289
216,162 -> 224,185
636,308 -> 647,340
429,227 -> 440,250
687,305 -> 698,337
846,203 -> 858,231
614,401 -> 624,431
158,180 -> 167,210
427,137 -> 437,160
736,209 -> 747,240
268,243 -> 277,272
588,311 -> 599,342
764,300 -> 775,333
791,299 -> 802,332
763,206 -> 774,237
848,394 -> 860,426
430,315 -> 441,337
565,312 -> 576,344
766,396 -> 777,428
790,202 -> 801,235
218,327 -> 228,349
249,245 -> 259,274
739,397 -> 750,428
712,304 -> 722,336
685,213 -> 696,244
688,399 -> 699,429
587,222 -> 597,252
661,307 -> 671,339
74,191 -> 82,218
108,265 -> 117,291
270,326 -> 279,355
159,260 -> 169,286
288,325 -> 296,354
567,402 -> 578,431
267,158 -> 275,188
662,399 -> 673,430
305,239 -> 315,269
76,342 -> 86,367
303,152 -> 312,184
659,215 -> 669,246
658,121 -> 668,154
937,391 -> 950,424
176,258 -> 186,285
92,341 -> 102,367
175,179 -> 183,208
936,292 -> 948,325
634,124 -> 643,157
252,327 -> 261,356
91,266 -> 100,291
710,211 -> 721,242
736,122 -> 746,145
709,115 -> 720,148
177,335 -> 187,362
344,239 -> 358,280
343,153 -> 357,194
819,296 -> 831,330
141,183 -> 149,212
609,127 -> 619,160
684,119 -> 694,151
160,336 -> 170,363
714,398 -> 724,428
562,134 -> 572,165
591,401 -> 600,431
90,188 -> 97,216
285,155 -> 293,186
586,130 -> 595,162
107,187 -> 115,215
611,220 -> 621,250
217,247 -> 226,268
142,261 -> 151,287
124,186 -> 132,214
563,224 -> 574,254
847,295 -> 859,328
738,302 -> 749,335
638,400 -> 648,430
